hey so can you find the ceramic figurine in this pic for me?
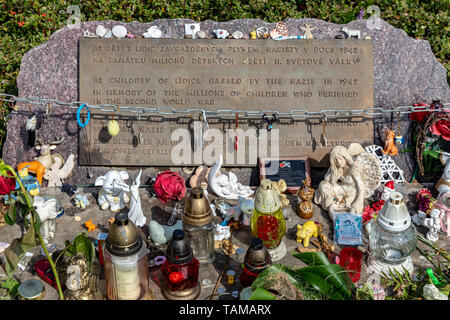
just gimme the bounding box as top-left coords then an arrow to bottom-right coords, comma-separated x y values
184,23 -> 200,39
297,179 -> 315,219
271,179 -> 289,208
94,170 -> 130,212
382,129 -> 399,156
127,169 -> 146,227
215,200 -> 241,226
95,25 -> 109,37
214,224 -> 231,241
250,30 -> 257,39
62,256 -> 100,300
73,194 -> 90,210
413,209 -> 441,242
296,221 -> 318,248
314,143 -> 382,218
208,154 -> 254,200
269,22 -> 288,39
436,152 -> 450,196
341,27 -> 361,39
143,25 -> 162,38
43,154 -> 75,187
112,25 -> 127,38
238,196 -> 254,226
16,166 -> 40,196
299,23 -> 316,39
149,219 -> 183,246
213,29 -> 229,39
33,196 -> 63,244
26,114 -> 37,148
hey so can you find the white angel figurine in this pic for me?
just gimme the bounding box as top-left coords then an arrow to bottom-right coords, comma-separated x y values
127,169 -> 146,227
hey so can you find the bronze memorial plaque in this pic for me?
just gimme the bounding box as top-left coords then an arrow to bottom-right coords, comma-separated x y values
79,38 -> 374,167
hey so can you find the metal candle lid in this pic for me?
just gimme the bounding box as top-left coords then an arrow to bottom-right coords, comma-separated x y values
377,192 -> 411,232
106,212 -> 142,257
166,229 -> 194,264
244,238 -> 272,274
18,279 -> 45,300
254,179 -> 281,213
183,187 -> 212,226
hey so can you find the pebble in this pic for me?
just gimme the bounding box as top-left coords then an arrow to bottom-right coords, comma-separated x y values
74,215 -> 81,222
104,30 -> 112,38
143,26 -> 162,38
196,30 -> 207,39
231,31 -> 243,39
112,25 -> 127,38
95,25 -> 109,37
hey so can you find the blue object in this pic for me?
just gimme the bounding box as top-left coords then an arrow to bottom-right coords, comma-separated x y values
16,174 -> 40,196
333,213 -> 363,246
76,104 -> 90,128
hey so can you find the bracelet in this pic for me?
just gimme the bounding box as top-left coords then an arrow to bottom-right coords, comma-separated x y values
76,104 -> 90,127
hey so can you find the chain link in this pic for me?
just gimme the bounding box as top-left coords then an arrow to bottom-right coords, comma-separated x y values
0,93 -> 448,121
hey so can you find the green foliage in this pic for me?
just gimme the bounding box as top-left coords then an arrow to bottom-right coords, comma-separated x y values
249,287 -> 276,300
381,267 -> 423,300
57,232 -> 95,272
0,0 -> 448,150
0,277 -> 20,300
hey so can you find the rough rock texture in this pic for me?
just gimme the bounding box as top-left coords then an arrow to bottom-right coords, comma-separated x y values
2,18 -> 449,186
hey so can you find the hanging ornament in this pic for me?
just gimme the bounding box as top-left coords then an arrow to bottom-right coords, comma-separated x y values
235,113 -> 239,151
108,112 -> 120,137
394,111 -> 404,145
26,113 -> 37,149
320,115 -> 328,147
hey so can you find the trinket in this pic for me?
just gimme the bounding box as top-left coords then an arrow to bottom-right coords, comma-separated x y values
94,170 -> 130,212
33,196 -> 63,244
84,219 -> 98,232
341,27 -> 361,39
184,23 -> 200,39
149,219 -> 183,246
213,29 -> 229,39
256,27 -> 269,39
95,25 -> 109,38
73,194 -> 90,210
412,208 -> 441,242
126,33 -> 135,38
128,170 -> 146,227
61,182 -> 77,196
269,22 -> 288,39
16,166 -> 40,196
231,30 -> 243,39
25,115 -> 37,148
382,129 -> 399,156
18,279 -> 45,300
433,192 -> 450,236
320,115 -> 328,147
249,30 -> 257,39
83,30 -> 97,38
214,224 -> 231,241
195,30 -> 207,39
226,270 -> 235,284
314,143 -> 382,217
107,119 -> 120,136
296,221 -> 318,248
207,154 -> 254,200
436,152 -> 450,196
112,25 -> 127,38
43,154 -> 76,187
297,178 -> 315,219
365,145 -> 406,184
299,23 -> 316,39
143,25 -> 162,38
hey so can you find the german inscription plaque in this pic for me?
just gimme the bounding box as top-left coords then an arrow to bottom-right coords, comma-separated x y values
79,38 -> 374,166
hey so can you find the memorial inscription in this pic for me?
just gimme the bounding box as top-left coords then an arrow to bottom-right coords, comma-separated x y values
79,38 -> 374,166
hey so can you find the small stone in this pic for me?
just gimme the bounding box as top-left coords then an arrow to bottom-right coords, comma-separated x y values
143,26 -> 162,38
196,30 -> 207,39
112,25 -> 127,38
365,36 -> 372,40
74,216 -> 81,221
231,31 -> 243,39
104,30 -> 112,38
95,25 -> 109,37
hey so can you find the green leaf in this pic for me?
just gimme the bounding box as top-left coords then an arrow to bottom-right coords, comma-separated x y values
296,264 -> 354,300
3,224 -> 38,275
292,251 -> 331,266
0,277 -> 20,298
4,199 -> 16,225
31,209 -> 41,235
249,287 -> 276,300
73,233 -> 95,272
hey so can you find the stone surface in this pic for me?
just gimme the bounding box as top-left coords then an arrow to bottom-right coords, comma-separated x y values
2,18 -> 449,186
0,183 -> 446,300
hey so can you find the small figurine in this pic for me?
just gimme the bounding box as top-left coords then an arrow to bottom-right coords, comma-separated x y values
184,23 -> 200,39
213,29 -> 229,39
238,196 -> 254,226
436,151 -> 450,196
25,114 -> 37,148
413,209 -> 442,242
143,25 -> 162,38
33,196 -> 63,244
43,154 -> 76,187
62,256 -> 100,300
341,27 -> 361,39
215,200 -> 241,226
214,224 -> 231,241
73,194 -> 90,210
299,23 -> 316,39
208,155 -> 254,200
297,179 -> 315,219
214,238 -> 238,256
84,219 -> 98,232
382,129 -> 399,156
16,166 -> 40,196
127,169 -> 146,227
250,30 -> 257,39
94,170 -> 130,212
296,221 -> 318,248
148,220 -> 183,246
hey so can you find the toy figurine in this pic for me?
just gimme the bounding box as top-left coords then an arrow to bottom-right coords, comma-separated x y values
94,170 -> 130,212
269,22 -> 288,39
16,166 -> 41,196
128,169 -> 146,227
84,219 -> 98,232
341,27 -> 361,39
33,196 -> 63,244
299,23 -> 316,39
297,179 -> 315,219
43,154 -> 75,187
296,221 -> 318,248
149,219 -> 183,246
413,209 -> 442,242
214,224 -> 231,241
382,129 -> 399,156
73,194 -> 90,210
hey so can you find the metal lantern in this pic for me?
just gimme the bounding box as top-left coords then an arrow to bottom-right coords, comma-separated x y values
368,192 -> 417,276
251,179 -> 287,261
103,212 -> 152,300
183,187 -> 215,264
239,238 -> 272,287
161,229 -> 201,300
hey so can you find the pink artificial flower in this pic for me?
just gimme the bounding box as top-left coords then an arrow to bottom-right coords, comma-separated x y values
153,171 -> 186,204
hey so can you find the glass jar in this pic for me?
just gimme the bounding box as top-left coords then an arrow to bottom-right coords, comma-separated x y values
161,229 -> 201,300
103,212 -> 152,300
183,187 -> 215,264
239,238 -> 271,287
251,179 -> 286,249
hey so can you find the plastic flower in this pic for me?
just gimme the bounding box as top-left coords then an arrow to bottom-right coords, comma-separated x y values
430,120 -> 450,141
0,175 -> 16,195
153,171 -> 186,204
409,102 -> 429,122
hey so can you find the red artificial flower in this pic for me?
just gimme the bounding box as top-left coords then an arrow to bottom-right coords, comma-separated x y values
430,120 -> 450,141
409,102 -> 429,122
0,175 -> 16,195
153,171 -> 186,204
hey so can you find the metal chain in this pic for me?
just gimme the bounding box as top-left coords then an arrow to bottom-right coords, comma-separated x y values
0,93 -> 448,121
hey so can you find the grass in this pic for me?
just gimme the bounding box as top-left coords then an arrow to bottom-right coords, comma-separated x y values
0,0 -> 449,149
